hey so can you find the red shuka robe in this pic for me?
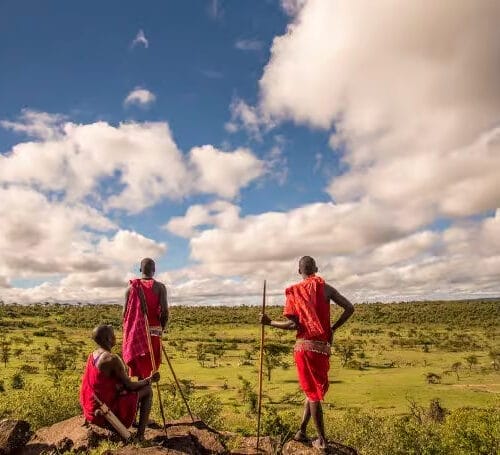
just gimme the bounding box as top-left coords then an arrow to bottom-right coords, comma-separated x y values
284,275 -> 331,402
123,279 -> 162,379
79,352 -> 138,429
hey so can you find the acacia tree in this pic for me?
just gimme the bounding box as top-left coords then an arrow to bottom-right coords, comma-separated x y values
465,355 -> 478,371
205,342 -> 226,367
333,338 -> 360,367
0,337 -> 11,367
489,351 -> 499,371
451,362 -> 462,381
263,343 -> 291,381
196,343 -> 208,367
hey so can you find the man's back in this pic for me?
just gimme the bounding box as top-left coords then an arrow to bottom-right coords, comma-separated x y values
284,275 -> 331,342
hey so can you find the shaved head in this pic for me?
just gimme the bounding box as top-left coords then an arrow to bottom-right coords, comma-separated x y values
299,256 -> 318,276
140,258 -> 155,277
92,324 -> 114,348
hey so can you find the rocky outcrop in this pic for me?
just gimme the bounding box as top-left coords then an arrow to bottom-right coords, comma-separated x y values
18,415 -> 117,454
282,440 -> 357,455
0,419 -> 31,455
9,416 -> 357,454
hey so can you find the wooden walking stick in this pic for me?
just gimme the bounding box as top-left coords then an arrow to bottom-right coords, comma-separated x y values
161,343 -> 195,422
138,287 -> 168,437
256,280 -> 266,450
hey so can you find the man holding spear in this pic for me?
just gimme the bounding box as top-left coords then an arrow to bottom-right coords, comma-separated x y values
123,258 -> 168,380
260,256 -> 354,449
122,258 -> 168,433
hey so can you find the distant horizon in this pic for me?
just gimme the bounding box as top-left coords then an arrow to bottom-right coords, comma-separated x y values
2,296 -> 499,307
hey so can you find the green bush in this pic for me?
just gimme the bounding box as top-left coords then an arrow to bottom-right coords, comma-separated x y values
11,372 -> 25,389
260,407 -> 295,441
442,407 -> 500,455
158,390 -> 222,428
0,375 -> 81,429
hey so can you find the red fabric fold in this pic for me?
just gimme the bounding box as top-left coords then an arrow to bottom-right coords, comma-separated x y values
122,279 -> 149,366
294,350 -> 330,402
283,275 -> 331,342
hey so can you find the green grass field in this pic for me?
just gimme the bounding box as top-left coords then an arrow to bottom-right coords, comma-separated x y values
0,302 -> 498,430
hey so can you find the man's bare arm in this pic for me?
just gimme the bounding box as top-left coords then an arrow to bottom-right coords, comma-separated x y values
123,287 -> 130,320
260,314 -> 298,330
103,355 -> 159,391
159,283 -> 168,330
326,284 -> 354,334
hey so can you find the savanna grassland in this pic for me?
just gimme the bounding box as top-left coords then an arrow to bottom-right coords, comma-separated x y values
0,301 -> 498,454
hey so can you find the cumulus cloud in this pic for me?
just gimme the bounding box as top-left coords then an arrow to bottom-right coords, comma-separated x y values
124,87 -> 156,107
0,113 -> 265,213
0,185 -> 167,302
0,109 -> 65,140
189,145 -> 265,199
166,201 -> 500,302
98,230 -> 167,265
131,29 -> 149,48
258,0 -> 500,225
235,39 -> 264,51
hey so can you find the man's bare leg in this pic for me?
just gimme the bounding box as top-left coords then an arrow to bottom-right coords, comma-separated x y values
136,385 -> 153,440
309,401 -> 327,448
294,399 -> 311,441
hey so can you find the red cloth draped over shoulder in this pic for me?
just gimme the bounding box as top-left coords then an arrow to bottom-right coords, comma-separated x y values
123,279 -> 162,379
283,275 -> 331,342
79,353 -> 138,428
122,279 -> 149,366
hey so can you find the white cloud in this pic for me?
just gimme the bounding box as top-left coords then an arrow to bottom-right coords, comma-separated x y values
166,201 -> 500,302
189,145 -> 265,199
131,29 -> 149,48
165,201 -> 240,238
0,185 -> 166,302
227,97 -> 274,138
253,0 -> 500,248
235,39 -> 264,51
0,109 -> 65,140
0,113 -> 265,213
124,87 -> 156,108
280,0 -> 307,16
98,230 -> 167,266
263,136 -> 288,185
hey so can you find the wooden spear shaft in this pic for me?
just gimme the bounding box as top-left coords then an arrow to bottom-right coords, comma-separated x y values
256,280 -> 266,450
140,288 -> 168,438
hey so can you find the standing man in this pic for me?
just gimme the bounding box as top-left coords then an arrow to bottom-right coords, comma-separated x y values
123,258 -> 168,379
260,256 -> 354,449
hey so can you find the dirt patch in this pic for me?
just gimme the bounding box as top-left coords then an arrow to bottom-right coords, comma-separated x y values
451,383 -> 500,393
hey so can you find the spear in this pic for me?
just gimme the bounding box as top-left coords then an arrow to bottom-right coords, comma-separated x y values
256,280 -> 266,450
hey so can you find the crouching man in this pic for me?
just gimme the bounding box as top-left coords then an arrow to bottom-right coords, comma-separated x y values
79,324 -> 160,440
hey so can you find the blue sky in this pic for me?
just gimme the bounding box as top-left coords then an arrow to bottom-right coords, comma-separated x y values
1,0 -> 499,304
0,0 -> 335,274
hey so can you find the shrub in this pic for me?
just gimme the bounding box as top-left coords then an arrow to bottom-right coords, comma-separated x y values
11,372 -> 25,389
260,407 -> 295,441
159,390 -> 222,428
20,364 -> 39,374
0,375 -> 81,429
0,380 -> 4,392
